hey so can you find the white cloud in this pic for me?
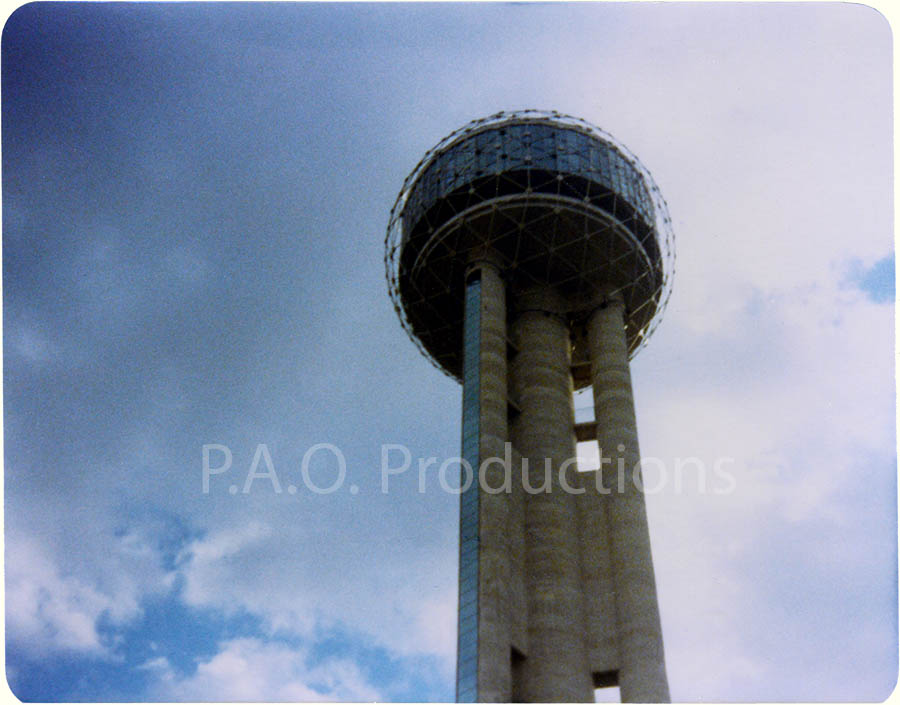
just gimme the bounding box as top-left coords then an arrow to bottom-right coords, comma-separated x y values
6,528 -> 175,658
6,538 -> 122,656
148,637 -> 381,702
177,520 -> 273,606
630,248 -> 894,699
175,519 -> 456,673
8,324 -> 58,364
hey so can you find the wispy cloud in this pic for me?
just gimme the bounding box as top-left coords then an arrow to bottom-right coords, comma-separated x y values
147,637 -> 382,702
6,538 -> 137,657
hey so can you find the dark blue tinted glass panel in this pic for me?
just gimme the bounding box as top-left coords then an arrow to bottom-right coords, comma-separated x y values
456,277 -> 481,703
404,121 -> 655,241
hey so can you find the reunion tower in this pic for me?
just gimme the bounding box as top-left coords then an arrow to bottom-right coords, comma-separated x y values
385,111 -> 675,703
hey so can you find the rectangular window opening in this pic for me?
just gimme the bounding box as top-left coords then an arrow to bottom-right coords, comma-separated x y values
510,647 -> 526,703
593,670 -> 620,703
593,686 -> 621,703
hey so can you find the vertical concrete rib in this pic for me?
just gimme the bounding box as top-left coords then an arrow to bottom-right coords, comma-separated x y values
587,296 -> 669,703
509,287 -> 593,703
473,261 -> 512,702
507,443 -> 528,658
576,470 -> 620,678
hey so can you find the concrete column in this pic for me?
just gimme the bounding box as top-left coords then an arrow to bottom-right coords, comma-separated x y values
472,260 -> 512,703
509,287 -> 594,703
587,296 -> 669,703
576,470 -> 619,679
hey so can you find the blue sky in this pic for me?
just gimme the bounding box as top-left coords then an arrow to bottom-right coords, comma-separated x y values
2,2 -> 895,702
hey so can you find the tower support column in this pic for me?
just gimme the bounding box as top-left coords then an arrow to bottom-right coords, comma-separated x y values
587,295 -> 669,703
509,287 -> 594,703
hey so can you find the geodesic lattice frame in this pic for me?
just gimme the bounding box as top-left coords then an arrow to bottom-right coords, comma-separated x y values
385,109 -> 675,384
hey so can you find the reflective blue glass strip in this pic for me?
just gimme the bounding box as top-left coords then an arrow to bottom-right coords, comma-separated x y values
456,277 -> 481,703
407,122 -> 654,230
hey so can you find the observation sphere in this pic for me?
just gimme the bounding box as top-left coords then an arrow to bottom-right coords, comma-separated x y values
385,110 -> 675,385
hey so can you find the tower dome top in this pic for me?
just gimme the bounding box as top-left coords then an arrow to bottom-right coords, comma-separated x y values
385,110 -> 675,383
